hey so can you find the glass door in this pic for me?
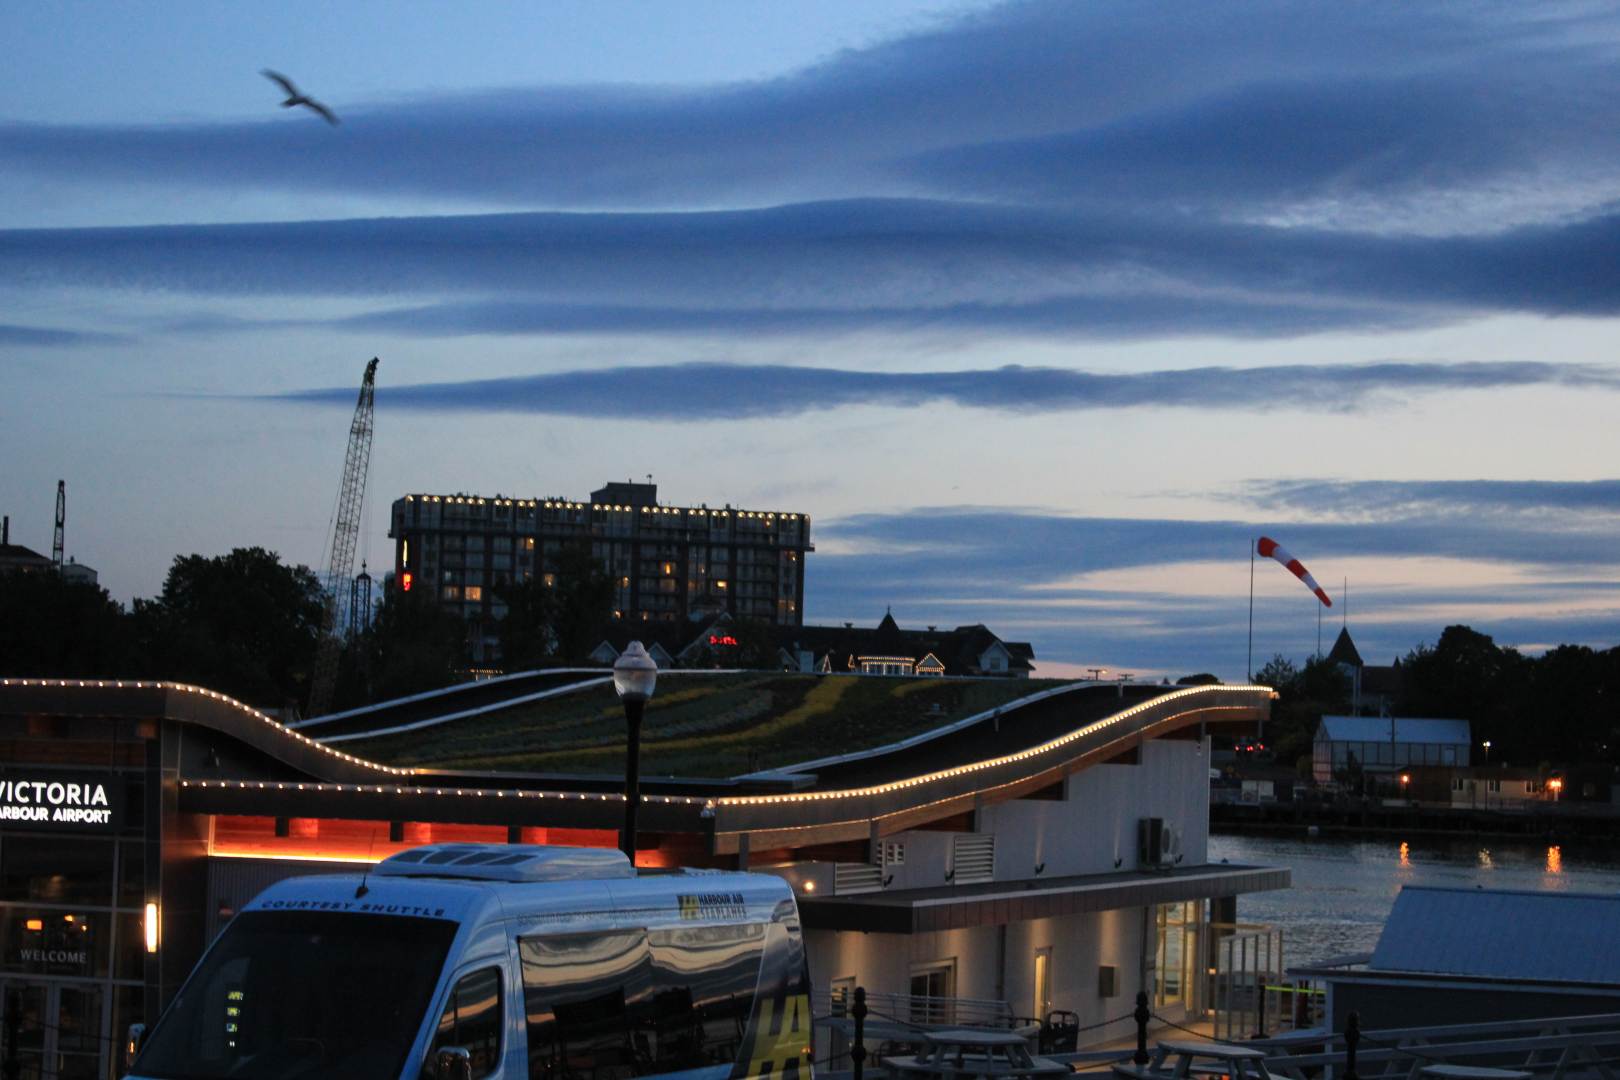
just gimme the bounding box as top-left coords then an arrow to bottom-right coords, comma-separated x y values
1,982 -> 49,1080
0,982 -> 106,1080
51,985 -> 104,1080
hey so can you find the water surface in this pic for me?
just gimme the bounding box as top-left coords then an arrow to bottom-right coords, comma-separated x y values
1209,831 -> 1620,969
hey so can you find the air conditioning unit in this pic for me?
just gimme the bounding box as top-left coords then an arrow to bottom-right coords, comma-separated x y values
1137,818 -> 1182,868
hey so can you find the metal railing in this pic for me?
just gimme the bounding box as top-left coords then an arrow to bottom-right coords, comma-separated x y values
1254,1011 -> 1620,1080
818,984 -> 1620,1080
816,988 -> 1016,1030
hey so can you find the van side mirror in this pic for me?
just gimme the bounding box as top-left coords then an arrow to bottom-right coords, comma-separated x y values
125,1023 -> 147,1069
436,1046 -> 473,1080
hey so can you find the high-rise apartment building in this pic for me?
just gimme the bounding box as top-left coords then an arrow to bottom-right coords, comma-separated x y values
390,481 -> 811,662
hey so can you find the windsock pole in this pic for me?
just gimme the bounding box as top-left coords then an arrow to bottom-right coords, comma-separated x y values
1247,539 -> 1256,680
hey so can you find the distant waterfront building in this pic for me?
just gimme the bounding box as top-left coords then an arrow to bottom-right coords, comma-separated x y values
1327,627 -> 1404,715
0,518 -> 96,583
0,516 -> 51,575
1312,714 -> 1471,784
390,480 -> 812,662
776,610 -> 1035,677
587,610 -> 1036,677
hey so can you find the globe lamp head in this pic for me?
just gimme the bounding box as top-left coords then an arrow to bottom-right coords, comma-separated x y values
613,640 -> 658,704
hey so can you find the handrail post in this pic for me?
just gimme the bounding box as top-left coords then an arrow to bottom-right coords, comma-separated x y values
853,986 -> 868,1080
1253,983 -> 1268,1039
1345,1011 -> 1360,1080
1134,990 -> 1151,1066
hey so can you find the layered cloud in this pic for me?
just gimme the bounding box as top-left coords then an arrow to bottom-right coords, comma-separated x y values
0,322 -> 122,346
1244,478 -> 1620,519
809,501 -> 1620,673
274,360 -> 1620,419
6,200 -> 1620,343
3,2 -> 1616,232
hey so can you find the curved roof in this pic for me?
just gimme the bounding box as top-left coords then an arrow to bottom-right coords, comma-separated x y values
0,676 -> 410,782
0,675 -> 1269,855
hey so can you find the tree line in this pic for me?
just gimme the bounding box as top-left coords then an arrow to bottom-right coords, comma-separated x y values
0,543 -> 617,714
1257,624 -> 1620,772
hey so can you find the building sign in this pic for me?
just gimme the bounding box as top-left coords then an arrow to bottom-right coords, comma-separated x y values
8,912 -> 98,975
677,892 -> 747,920
0,769 -> 124,833
16,945 -> 90,970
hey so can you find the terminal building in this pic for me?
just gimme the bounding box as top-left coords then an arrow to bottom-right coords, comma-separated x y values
0,671 -> 1285,1079
390,481 -> 812,663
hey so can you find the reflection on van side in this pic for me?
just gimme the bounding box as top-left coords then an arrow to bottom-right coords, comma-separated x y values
127,844 -> 813,1080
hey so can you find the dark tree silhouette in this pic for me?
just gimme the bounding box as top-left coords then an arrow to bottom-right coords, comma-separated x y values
0,572 -> 134,677
136,547 -> 324,708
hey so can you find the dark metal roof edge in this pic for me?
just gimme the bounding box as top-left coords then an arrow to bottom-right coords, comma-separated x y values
800,864 -> 1290,933
1297,968 -> 1620,994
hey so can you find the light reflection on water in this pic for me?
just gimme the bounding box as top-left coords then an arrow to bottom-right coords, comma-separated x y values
1209,832 -> 1620,969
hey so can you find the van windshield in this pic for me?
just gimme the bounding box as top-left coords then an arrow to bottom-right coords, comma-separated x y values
133,909 -> 458,1080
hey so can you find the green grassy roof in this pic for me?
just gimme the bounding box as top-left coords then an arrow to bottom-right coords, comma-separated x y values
344,674 -> 1071,778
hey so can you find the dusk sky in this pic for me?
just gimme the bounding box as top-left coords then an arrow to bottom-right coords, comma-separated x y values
4,1 -> 1620,680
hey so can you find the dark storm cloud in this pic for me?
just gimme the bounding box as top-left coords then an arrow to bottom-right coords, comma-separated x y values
6,201 -> 1620,339
1,2 -> 1612,222
1244,478 -> 1620,518
273,360 -> 1620,419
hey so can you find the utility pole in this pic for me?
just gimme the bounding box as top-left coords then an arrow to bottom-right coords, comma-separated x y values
307,359 -> 379,718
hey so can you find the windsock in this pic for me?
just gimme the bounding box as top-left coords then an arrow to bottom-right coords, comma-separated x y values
1257,536 -> 1332,607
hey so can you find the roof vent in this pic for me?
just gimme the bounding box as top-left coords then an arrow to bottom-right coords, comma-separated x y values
374,844 -> 634,883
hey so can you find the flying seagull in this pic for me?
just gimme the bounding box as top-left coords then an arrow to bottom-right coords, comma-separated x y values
261,69 -> 339,125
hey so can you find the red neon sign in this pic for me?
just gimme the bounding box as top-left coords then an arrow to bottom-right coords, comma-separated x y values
401,571 -> 413,592
708,634 -> 738,647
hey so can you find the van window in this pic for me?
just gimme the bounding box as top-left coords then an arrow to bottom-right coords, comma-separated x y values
520,924 -> 765,1080
428,967 -> 503,1079
132,911 -> 457,1080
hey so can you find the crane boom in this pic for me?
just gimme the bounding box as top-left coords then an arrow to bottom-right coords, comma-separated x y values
53,480 -> 65,570
307,357 -> 378,717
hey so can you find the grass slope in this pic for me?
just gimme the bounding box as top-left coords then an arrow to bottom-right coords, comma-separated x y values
346,674 -> 1069,778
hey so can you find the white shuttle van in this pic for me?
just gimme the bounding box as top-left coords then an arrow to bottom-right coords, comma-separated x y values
126,844 -> 813,1080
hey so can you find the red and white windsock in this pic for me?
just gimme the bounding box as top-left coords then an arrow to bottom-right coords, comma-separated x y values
1257,536 -> 1332,607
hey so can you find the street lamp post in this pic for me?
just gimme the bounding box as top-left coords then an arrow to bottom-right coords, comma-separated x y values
1482,740 -> 1492,766
613,641 -> 658,865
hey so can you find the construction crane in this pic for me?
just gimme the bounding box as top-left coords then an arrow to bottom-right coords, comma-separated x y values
52,481 -> 65,570
306,358 -> 379,718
